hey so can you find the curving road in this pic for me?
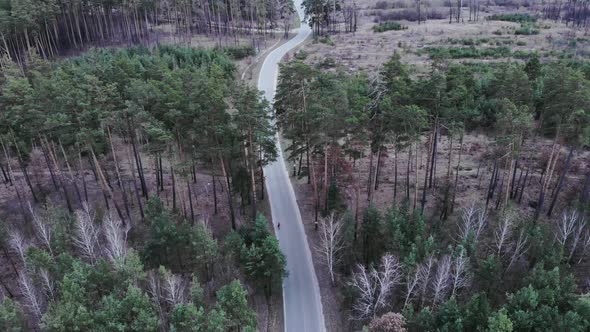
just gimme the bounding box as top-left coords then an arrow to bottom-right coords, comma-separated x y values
257,3 -> 326,332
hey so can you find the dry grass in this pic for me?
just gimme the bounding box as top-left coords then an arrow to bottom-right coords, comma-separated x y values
300,3 -> 590,72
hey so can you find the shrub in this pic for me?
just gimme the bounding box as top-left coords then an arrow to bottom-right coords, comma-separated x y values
373,21 -> 407,32
218,45 -> 256,59
516,40 -> 527,46
515,23 -> 539,35
318,36 -> 335,46
487,13 -> 537,23
294,50 -> 308,60
425,46 -> 512,59
376,9 -> 444,22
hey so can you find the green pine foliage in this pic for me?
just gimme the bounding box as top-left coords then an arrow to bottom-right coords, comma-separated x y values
487,14 -> 538,23
373,21 -> 407,33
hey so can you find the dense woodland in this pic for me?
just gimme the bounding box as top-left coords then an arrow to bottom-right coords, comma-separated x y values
0,0 -> 295,64
274,53 -> 590,330
0,46 -> 287,330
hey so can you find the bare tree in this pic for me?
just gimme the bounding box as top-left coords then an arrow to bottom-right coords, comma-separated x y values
507,229 -> 529,270
432,255 -> 452,306
39,268 -> 55,301
103,212 -> 130,266
554,210 -> 587,261
450,248 -> 471,296
404,265 -> 422,308
578,230 -> 590,264
494,213 -> 515,255
160,267 -> 187,306
555,210 -> 579,247
349,254 -> 402,320
457,203 -> 487,244
18,273 -> 43,321
147,270 -> 165,323
29,202 -> 53,256
316,213 -> 345,284
9,229 -> 29,264
418,255 -> 435,308
73,203 -> 100,263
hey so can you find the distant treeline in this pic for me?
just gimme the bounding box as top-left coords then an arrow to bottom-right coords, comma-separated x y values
0,0 -> 295,63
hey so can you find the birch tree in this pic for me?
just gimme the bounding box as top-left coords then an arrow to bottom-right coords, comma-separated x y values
349,254 -> 402,320
316,212 -> 345,284
73,203 -> 100,263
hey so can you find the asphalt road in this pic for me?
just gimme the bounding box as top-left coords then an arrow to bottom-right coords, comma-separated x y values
256,3 -> 326,332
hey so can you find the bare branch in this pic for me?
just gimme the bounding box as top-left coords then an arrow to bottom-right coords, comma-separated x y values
160,268 -> 187,306
457,203 -> 487,245
451,249 -> 471,296
349,254 -> 402,320
316,213 -> 346,284
432,255 -> 452,306
418,255 -> 435,308
578,230 -> 590,265
73,203 -> 100,263
554,210 -> 579,248
507,230 -> 529,270
29,202 -> 53,255
404,265 -> 421,308
374,255 -> 402,313
350,263 -> 375,320
9,229 -> 29,264
18,273 -> 43,321
102,212 -> 129,266
39,268 -> 55,301
494,214 -> 515,255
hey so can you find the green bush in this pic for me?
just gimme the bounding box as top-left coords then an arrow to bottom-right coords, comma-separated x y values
425,46 -> 512,59
218,45 -> 256,59
318,36 -> 335,46
487,13 -> 537,23
295,50 -> 308,60
373,21 -> 407,32
516,40 -> 527,46
515,23 -> 540,35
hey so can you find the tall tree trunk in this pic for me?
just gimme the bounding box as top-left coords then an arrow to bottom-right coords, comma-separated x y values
429,120 -> 438,188
324,144 -> 329,214
580,172 -> 590,205
394,148 -> 398,205
406,145 -> 412,201
450,132 -> 464,213
518,167 -> 529,204
534,140 -> 558,221
187,181 -> 195,224
374,145 -> 382,191
171,166 -> 177,210
218,154 -> 236,229
212,173 -> 218,214
547,147 -> 574,217
128,116 -> 148,198
367,149 -> 374,202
